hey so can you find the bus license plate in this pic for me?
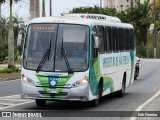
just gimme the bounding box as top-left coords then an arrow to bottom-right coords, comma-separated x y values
47,89 -> 58,94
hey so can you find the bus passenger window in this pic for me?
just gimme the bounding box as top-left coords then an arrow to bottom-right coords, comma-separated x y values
115,28 -> 119,51
126,29 -> 130,50
121,28 -> 125,51
112,27 -> 116,52
108,27 -> 113,52
97,26 -> 105,53
129,29 -> 135,49
118,28 -> 121,51
105,27 -> 110,52
123,29 -> 127,50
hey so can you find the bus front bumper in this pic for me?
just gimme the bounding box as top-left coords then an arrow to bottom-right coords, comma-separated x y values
21,83 -> 89,101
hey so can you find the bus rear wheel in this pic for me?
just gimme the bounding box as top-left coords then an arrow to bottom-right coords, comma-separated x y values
117,75 -> 126,97
35,99 -> 46,106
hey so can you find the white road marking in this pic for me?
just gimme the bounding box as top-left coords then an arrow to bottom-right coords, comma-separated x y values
130,90 -> 160,120
0,94 -> 21,98
0,103 -> 15,106
0,100 -> 34,110
0,99 -> 30,101
0,94 -> 34,110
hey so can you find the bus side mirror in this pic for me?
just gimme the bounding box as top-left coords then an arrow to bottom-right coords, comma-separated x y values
94,36 -> 99,48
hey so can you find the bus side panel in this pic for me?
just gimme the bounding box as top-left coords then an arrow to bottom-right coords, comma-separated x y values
100,52 -> 133,95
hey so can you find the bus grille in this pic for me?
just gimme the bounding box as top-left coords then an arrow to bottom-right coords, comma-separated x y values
35,82 -> 71,88
38,91 -> 68,96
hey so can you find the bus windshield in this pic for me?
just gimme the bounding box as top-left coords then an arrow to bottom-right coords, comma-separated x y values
23,24 -> 89,72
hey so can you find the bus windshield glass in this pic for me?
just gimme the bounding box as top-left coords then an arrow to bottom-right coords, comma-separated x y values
23,24 -> 89,72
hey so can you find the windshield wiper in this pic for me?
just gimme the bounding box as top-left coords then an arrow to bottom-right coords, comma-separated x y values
61,38 -> 73,74
36,39 -> 52,73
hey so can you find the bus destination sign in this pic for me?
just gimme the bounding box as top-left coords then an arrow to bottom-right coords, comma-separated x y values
32,26 -> 55,31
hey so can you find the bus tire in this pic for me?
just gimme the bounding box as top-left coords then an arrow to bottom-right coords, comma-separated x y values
89,84 -> 100,107
35,99 -> 46,106
117,75 -> 126,97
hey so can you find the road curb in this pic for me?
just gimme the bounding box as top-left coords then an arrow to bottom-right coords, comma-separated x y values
0,77 -> 20,82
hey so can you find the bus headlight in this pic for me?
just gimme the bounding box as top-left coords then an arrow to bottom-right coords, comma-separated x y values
22,75 -> 35,86
72,76 -> 88,87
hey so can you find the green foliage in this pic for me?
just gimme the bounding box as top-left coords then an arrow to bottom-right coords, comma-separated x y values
136,32 -> 160,58
0,44 -> 8,63
151,0 -> 160,27
69,6 -> 118,17
136,44 -> 147,58
14,45 -> 23,61
70,6 -> 101,14
102,8 -> 117,16
0,68 -> 13,73
0,15 -> 25,45
117,11 -> 129,23
0,43 -> 22,63
0,17 -> 9,44
15,67 -> 20,72
0,67 -> 20,73
125,1 -> 151,45
13,14 -> 25,41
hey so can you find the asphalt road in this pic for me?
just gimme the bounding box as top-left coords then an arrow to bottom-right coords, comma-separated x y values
0,80 -> 21,97
0,59 -> 160,120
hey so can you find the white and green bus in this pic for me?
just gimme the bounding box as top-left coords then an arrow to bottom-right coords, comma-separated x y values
21,14 -> 135,107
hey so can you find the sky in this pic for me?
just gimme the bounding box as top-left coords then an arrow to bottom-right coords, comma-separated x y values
1,0 -> 103,23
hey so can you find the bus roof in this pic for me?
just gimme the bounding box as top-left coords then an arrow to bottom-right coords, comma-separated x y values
30,14 -> 134,29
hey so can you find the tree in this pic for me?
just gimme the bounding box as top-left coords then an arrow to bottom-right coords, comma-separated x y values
102,8 -> 117,16
0,0 -> 5,44
0,17 -> 8,43
42,0 -> 45,17
126,1 -> 152,44
12,14 -> 24,42
117,11 -> 129,23
0,44 -> 8,63
68,6 -> 118,17
149,0 -> 160,29
8,0 -> 20,69
30,0 -> 40,19
155,0 -> 160,28
156,0 -> 160,8
36,0 -> 40,17
69,6 -> 103,14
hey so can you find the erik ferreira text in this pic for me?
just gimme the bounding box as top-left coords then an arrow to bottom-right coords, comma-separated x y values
138,112 -> 158,117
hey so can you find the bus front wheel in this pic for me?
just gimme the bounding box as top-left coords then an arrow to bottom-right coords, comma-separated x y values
89,84 -> 100,107
35,99 -> 46,106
